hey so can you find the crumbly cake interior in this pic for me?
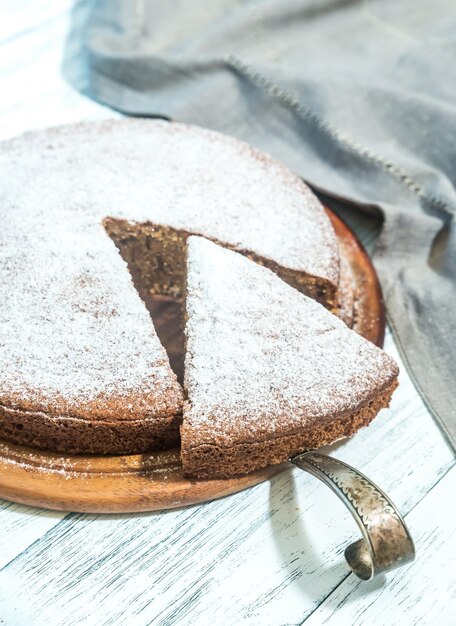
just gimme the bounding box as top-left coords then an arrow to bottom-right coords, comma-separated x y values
104,218 -> 340,384
249,252 -> 337,308
104,219 -> 188,301
104,220 -> 188,383
104,218 -> 337,309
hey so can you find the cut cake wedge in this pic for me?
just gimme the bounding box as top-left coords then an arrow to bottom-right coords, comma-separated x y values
181,237 -> 399,478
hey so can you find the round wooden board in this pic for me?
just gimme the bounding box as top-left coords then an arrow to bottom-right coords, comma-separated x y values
0,208 -> 385,513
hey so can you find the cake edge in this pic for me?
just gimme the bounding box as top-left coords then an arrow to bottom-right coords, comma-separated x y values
180,377 -> 398,479
0,403 -> 182,455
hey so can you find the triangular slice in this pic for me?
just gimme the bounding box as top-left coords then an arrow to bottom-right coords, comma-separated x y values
181,237 -> 399,478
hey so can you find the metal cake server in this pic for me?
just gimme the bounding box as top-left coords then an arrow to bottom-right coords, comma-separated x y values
290,450 -> 415,581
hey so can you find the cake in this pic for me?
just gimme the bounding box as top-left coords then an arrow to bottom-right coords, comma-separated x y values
335,255 -> 357,328
181,237 -> 399,479
0,119 -> 339,455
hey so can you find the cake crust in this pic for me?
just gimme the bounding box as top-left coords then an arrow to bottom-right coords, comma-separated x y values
0,402 -> 181,455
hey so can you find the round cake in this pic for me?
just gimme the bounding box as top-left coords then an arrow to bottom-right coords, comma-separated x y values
0,119 -> 342,457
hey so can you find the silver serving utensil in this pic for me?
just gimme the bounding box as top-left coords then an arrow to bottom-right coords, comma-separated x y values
290,450 -> 415,580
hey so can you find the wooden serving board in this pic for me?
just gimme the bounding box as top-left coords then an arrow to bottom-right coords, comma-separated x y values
0,208 -> 385,513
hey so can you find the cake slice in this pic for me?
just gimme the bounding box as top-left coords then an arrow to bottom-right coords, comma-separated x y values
181,237 -> 399,478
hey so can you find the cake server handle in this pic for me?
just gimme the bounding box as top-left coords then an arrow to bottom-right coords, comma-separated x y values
290,450 -> 415,581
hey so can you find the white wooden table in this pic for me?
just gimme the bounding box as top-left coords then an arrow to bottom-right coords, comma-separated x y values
0,2 -> 455,624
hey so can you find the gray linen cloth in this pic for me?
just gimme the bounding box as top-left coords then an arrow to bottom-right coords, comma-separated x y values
82,0 -> 456,450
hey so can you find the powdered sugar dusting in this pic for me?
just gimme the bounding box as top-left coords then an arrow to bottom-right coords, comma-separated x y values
0,119 -> 337,419
184,237 -> 398,444
0,209 -> 182,418
3,119 -> 338,280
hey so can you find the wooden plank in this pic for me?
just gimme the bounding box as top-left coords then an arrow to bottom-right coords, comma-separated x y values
0,501 -> 63,570
0,0 -> 69,44
0,2 -> 115,143
303,465 -> 456,626
0,334 -> 452,626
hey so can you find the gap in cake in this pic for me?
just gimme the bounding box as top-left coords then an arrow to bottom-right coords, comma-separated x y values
103,218 -> 187,383
103,217 -> 341,384
104,218 -> 337,300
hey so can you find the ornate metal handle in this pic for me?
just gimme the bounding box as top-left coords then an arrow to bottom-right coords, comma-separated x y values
290,450 -> 415,580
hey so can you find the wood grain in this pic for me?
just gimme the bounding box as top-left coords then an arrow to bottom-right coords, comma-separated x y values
0,500 -> 62,571
0,442 -> 287,513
